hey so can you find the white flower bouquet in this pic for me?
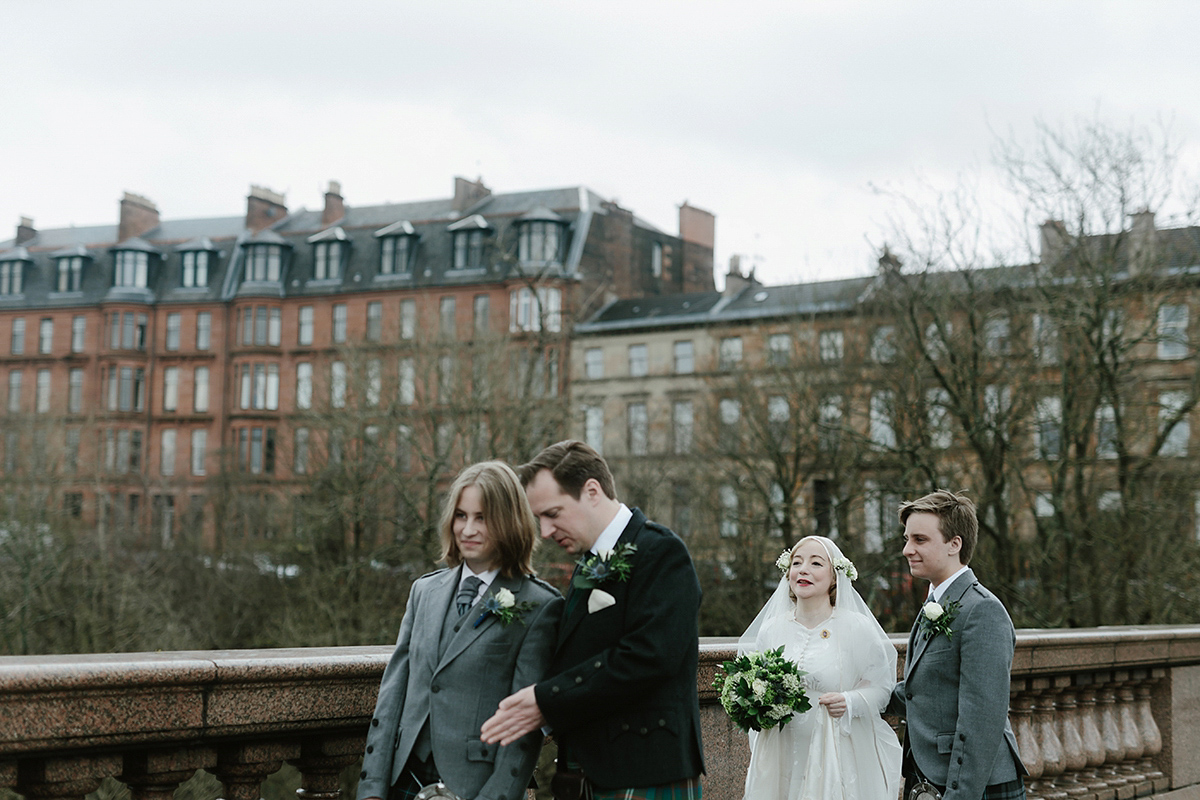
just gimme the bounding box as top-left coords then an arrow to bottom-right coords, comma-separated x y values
713,646 -> 811,732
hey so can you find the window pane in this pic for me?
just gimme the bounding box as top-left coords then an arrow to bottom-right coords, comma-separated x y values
193,367 -> 209,412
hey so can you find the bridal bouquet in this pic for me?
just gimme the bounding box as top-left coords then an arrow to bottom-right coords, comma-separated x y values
713,646 -> 811,732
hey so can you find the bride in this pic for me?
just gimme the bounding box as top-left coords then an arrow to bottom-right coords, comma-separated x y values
741,536 -> 902,800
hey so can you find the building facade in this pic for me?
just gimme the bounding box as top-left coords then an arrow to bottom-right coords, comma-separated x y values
0,179 -> 714,548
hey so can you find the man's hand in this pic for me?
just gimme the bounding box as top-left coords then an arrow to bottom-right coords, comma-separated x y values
481,685 -> 546,745
818,692 -> 847,718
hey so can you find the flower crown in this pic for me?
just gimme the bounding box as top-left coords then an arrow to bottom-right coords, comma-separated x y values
775,548 -> 858,581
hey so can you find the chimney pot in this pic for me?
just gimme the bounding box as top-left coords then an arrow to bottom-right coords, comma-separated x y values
679,202 -> 715,249
16,217 -> 36,245
453,176 -> 491,213
118,192 -> 161,242
246,185 -> 288,232
322,181 -> 346,226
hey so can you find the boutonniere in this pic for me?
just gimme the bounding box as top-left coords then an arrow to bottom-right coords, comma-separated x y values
474,587 -> 537,628
575,543 -> 636,613
918,599 -> 960,640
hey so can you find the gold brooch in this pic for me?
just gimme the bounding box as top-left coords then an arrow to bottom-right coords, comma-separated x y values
820,629 -> 831,639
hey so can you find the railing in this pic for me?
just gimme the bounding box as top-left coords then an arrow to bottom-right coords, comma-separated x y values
0,628 -> 1198,800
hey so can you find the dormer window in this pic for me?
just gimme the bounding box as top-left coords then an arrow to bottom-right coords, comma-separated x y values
314,242 -> 343,280
516,207 -> 566,265
176,238 -> 216,288
181,251 -> 210,288
0,248 -> 29,295
447,215 -> 490,270
114,250 -> 149,288
308,226 -> 348,281
244,245 -> 282,282
375,220 -> 417,276
57,257 -> 83,292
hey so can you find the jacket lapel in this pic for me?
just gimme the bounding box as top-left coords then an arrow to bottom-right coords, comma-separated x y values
421,566 -> 462,673
906,568 -> 976,675
555,509 -> 644,649
436,573 -> 523,673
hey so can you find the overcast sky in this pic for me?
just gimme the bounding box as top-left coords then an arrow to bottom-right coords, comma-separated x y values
4,0 -> 1200,287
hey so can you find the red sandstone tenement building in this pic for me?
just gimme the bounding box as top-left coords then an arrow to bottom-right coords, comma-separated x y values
0,179 -> 715,547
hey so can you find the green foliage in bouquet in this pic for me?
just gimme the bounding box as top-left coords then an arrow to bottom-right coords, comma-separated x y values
713,645 -> 811,732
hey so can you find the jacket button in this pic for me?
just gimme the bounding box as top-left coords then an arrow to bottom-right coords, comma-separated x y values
432,685 -> 440,693
621,723 -> 630,731
957,757 -> 962,764
552,686 -> 560,693
366,746 -> 374,754
359,772 -> 367,779
952,782 -> 958,790
639,727 -> 648,735
575,677 -> 583,684
371,718 -> 379,727
959,733 -> 965,741
906,692 -> 913,700
659,719 -> 666,726
594,661 -> 601,668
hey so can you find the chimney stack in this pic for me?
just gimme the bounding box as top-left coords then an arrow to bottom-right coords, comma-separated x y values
453,176 -> 491,213
723,254 -> 760,296
16,217 -> 36,245
322,180 -> 345,226
118,192 -> 160,242
678,202 -> 714,248
1039,219 -> 1068,266
1129,210 -> 1157,274
246,185 -> 288,232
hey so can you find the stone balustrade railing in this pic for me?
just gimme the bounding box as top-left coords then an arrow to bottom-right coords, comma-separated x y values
0,628 -> 1198,800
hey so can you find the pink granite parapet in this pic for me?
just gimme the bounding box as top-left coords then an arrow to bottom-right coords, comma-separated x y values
0,628 -> 1198,800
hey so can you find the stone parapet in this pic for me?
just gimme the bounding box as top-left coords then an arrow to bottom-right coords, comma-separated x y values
0,629 -> 1197,800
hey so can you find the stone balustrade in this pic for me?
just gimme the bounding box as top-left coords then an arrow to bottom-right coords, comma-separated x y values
0,628 -> 1198,800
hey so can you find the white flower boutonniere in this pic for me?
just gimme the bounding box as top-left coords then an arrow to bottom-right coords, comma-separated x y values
575,543 -> 636,614
918,599 -> 960,639
474,587 -> 537,628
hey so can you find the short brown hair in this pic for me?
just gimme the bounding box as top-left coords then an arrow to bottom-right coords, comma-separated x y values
439,461 -> 538,578
517,440 -> 616,500
898,489 -> 978,564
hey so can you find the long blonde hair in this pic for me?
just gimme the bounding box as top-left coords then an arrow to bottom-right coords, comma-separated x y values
438,461 -> 538,578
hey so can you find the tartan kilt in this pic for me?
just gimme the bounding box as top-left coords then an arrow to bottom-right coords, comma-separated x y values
589,777 -> 702,800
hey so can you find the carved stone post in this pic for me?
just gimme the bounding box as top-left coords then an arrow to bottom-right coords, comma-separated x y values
1135,670 -> 1164,783
1096,674 -> 1128,788
214,741 -> 301,800
1074,677 -> 1113,799
289,735 -> 366,800
1054,685 -> 1088,797
120,747 -> 217,800
15,754 -> 123,800
1011,679 -> 1043,788
1114,672 -> 1145,786
1031,679 -> 1067,800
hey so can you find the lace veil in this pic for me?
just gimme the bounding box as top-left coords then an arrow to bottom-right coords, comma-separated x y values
737,535 -> 896,682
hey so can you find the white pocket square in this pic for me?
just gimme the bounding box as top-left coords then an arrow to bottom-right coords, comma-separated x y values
588,589 -> 616,614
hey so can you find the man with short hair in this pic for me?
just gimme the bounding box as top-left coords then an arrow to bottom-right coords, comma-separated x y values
890,489 -> 1027,799
482,440 -> 705,799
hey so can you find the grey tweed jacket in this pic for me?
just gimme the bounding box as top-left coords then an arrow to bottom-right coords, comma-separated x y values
888,568 -> 1027,800
357,566 -> 562,800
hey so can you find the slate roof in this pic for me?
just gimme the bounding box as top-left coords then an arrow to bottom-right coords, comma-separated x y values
0,185 -> 617,309
576,276 -> 875,334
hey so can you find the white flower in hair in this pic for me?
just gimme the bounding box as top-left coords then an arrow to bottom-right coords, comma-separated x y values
833,556 -> 858,581
775,549 -> 792,574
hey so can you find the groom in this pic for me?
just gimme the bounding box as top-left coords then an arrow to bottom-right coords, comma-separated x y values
889,490 -> 1027,800
481,440 -> 705,798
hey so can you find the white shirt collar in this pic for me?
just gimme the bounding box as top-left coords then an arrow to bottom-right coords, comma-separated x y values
589,503 -> 632,555
929,565 -> 970,602
460,564 -> 499,601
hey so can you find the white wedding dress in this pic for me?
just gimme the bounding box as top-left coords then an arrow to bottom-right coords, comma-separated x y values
743,608 -> 903,800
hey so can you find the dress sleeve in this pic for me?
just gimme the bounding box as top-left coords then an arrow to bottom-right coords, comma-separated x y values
838,613 -> 896,732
